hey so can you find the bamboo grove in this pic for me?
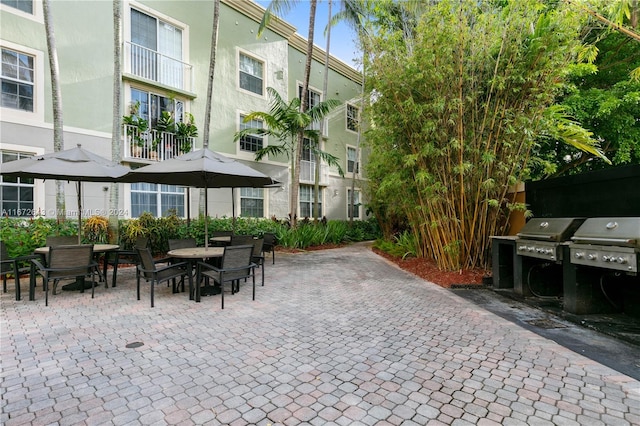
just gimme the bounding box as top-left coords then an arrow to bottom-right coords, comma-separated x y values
364,0 -> 587,270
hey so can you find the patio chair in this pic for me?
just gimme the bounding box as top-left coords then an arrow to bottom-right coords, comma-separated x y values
45,235 -> 79,247
230,234 -> 255,246
210,230 -> 233,247
251,238 -> 265,287
136,247 -> 193,308
31,244 -> 99,306
168,238 -> 197,291
104,236 -> 149,288
262,232 -> 277,264
196,244 -> 255,309
1,241 -> 41,301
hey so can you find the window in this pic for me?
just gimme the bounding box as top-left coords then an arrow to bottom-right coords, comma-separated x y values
239,114 -> 263,153
1,47 -> 34,112
298,85 -> 322,131
130,8 -> 183,88
131,88 -> 184,129
347,146 -> 359,174
347,104 -> 359,132
1,0 -> 33,14
300,185 -> 322,218
347,189 -> 361,219
240,188 -> 263,217
131,183 -> 184,218
1,150 -> 34,217
239,53 -> 263,95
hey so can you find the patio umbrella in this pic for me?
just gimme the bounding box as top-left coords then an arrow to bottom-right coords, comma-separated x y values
121,148 -> 279,247
1,144 -> 130,243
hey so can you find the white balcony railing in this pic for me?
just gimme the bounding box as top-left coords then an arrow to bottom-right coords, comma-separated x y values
124,42 -> 193,92
123,125 -> 195,162
300,160 -> 329,185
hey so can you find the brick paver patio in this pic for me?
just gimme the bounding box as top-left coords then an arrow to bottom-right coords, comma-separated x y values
1,243 -> 639,425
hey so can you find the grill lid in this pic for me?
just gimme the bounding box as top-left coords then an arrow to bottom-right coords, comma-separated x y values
571,217 -> 640,248
517,218 -> 586,242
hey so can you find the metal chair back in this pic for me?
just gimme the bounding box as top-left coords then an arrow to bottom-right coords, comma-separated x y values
168,238 -> 197,251
230,234 -> 255,246
46,235 -> 79,247
221,245 -> 254,282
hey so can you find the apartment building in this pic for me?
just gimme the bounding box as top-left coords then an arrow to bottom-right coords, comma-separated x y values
0,0 -> 367,221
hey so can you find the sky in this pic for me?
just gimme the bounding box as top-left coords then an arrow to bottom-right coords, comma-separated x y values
254,1 -> 361,70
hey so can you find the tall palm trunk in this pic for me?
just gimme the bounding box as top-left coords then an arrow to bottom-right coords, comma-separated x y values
43,0 -> 65,221
291,0 -> 317,228
109,0 -> 122,244
314,0 -> 332,219
199,0 -> 221,217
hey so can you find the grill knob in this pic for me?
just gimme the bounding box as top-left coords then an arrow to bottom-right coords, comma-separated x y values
587,253 -> 597,260
617,257 -> 627,264
602,255 -> 610,262
527,246 -> 534,252
545,249 -> 553,255
574,252 -> 584,259
518,245 -> 527,251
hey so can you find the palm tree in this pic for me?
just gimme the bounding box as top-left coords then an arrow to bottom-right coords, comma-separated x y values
258,0 -> 318,227
329,0 -> 369,223
109,0 -> 122,243
199,0 -> 221,217
233,87 -> 344,216
42,0 -> 65,220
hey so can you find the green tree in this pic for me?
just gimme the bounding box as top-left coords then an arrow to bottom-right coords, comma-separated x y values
233,87 -> 344,214
259,0 -> 318,227
365,0 -> 594,270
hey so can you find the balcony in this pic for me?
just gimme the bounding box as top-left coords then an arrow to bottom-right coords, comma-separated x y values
124,42 -> 193,92
123,125 -> 195,162
300,160 -> 329,185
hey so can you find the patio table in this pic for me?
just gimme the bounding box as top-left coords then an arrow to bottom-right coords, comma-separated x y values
167,247 -> 224,302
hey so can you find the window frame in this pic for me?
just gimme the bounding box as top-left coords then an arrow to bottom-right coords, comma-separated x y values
299,184 -> 323,219
238,113 -> 264,154
0,144 -> 45,218
0,41 -> 44,123
346,103 -> 359,133
129,182 -> 186,218
346,145 -> 359,176
0,0 -> 42,21
347,188 -> 361,220
239,187 -> 264,218
237,50 -> 265,97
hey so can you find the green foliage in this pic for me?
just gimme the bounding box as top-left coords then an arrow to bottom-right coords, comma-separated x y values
0,216 -> 382,258
364,0 -> 585,270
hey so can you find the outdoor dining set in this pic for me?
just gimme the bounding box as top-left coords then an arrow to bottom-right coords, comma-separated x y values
0,232 -> 277,309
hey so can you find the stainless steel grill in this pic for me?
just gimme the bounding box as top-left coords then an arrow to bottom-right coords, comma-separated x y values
570,217 -> 640,274
516,218 -> 586,262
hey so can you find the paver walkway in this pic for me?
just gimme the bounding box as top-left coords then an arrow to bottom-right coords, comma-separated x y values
1,243 -> 639,425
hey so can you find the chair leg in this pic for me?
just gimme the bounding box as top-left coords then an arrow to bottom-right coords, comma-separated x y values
112,260 -> 119,288
252,269 -> 256,301
151,280 -> 155,308
261,262 -> 264,287
136,274 -> 141,301
44,279 -> 49,307
2,275 -> 6,293
91,272 -> 96,299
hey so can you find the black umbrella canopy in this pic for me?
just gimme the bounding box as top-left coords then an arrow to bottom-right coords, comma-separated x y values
2,144 -> 130,181
1,144 -> 130,243
121,148 -> 279,188
121,148 -> 280,247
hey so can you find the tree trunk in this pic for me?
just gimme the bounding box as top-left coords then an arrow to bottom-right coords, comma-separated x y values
199,0 -> 220,217
108,0 -> 122,244
43,0 -> 66,221
314,0 -> 332,220
291,0 -> 317,228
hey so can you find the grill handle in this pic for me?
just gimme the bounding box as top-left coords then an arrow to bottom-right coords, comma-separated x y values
571,236 -> 636,245
517,233 -> 556,241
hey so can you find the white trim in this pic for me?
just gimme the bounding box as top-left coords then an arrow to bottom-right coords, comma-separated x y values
346,144 -> 360,178
0,143 -> 46,216
347,187 -> 362,220
0,0 -> 42,22
345,103 -> 359,134
236,110 -> 266,161
238,186 -> 267,218
0,40 -> 46,125
236,48 -> 267,99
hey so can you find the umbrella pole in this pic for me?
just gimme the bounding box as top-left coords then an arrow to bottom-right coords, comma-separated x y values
77,182 -> 82,244
232,188 -> 236,233
204,186 -> 208,248
186,188 -> 191,227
